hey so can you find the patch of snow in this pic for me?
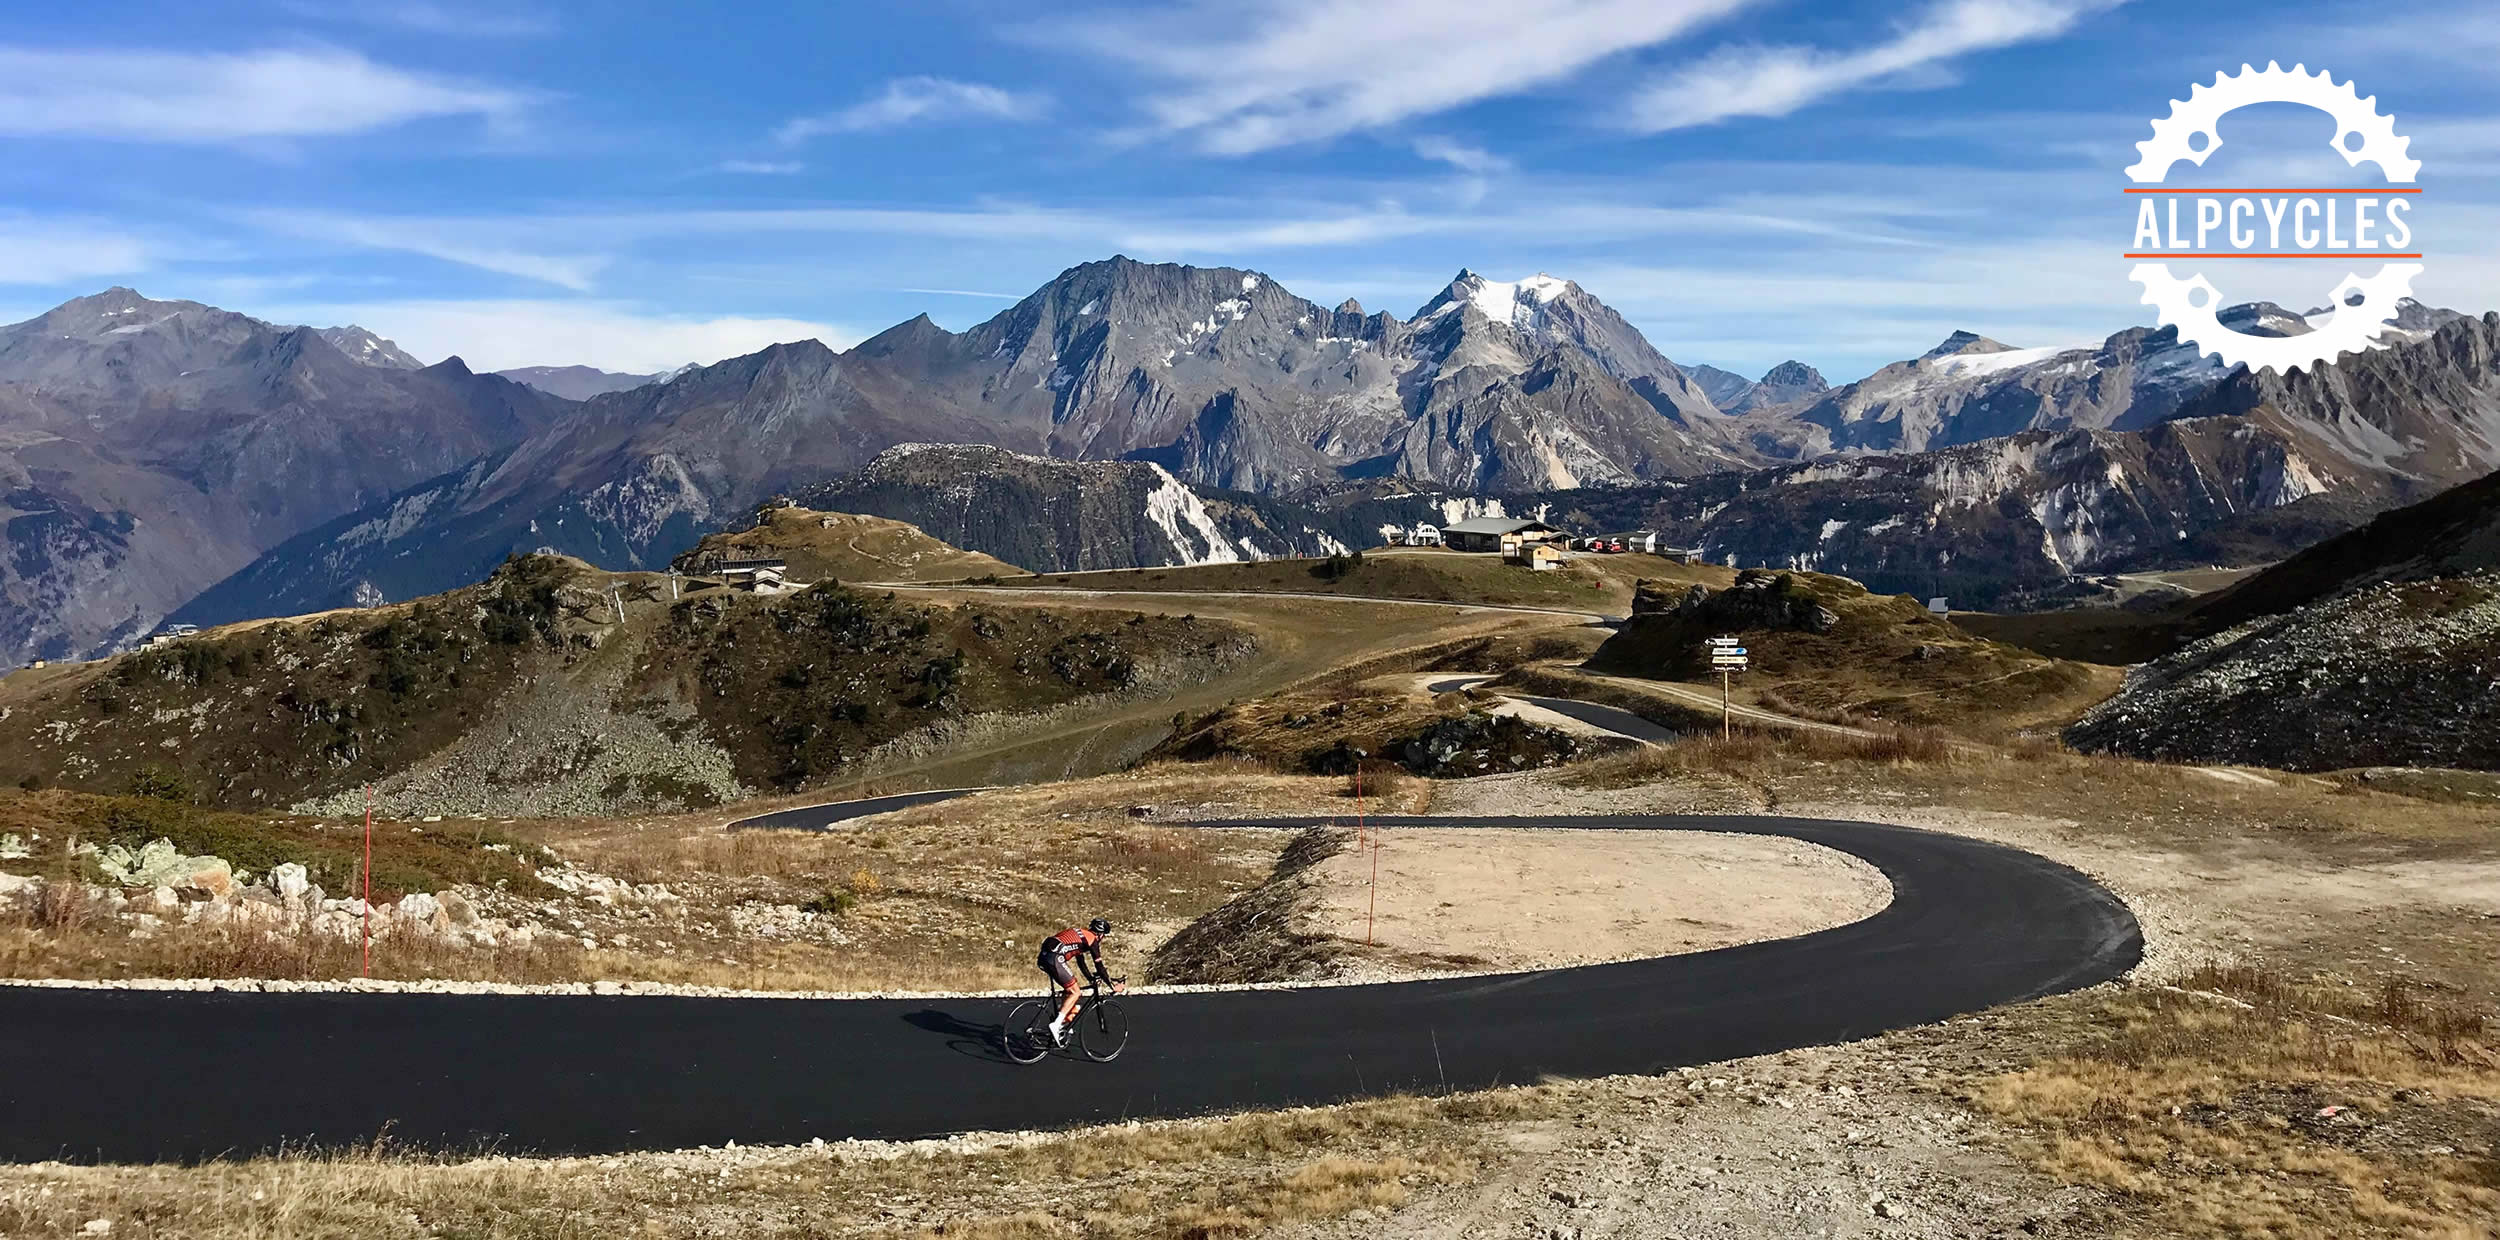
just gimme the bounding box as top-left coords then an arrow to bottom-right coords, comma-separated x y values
1818,519 -> 1848,542
1240,275 -> 1261,293
1077,299 -> 1098,316
1922,343 -> 2079,377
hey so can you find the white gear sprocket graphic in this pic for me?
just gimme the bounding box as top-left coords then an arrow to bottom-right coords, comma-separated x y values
2125,63 -> 2420,374
2131,261 -> 2423,373
2127,62 -> 2418,183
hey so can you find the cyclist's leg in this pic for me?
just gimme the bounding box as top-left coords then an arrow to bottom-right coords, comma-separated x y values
1041,952 -> 1081,1028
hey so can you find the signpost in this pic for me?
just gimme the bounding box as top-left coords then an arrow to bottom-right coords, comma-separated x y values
1705,637 -> 1748,739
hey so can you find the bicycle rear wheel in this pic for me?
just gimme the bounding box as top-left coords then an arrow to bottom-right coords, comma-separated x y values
1078,998 -> 1130,1062
1002,999 -> 1055,1064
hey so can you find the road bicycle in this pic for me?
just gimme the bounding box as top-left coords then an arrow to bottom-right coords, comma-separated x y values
1003,976 -> 1129,1064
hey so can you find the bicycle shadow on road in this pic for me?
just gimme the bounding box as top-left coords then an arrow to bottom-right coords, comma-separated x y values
902,1007 -> 1021,1065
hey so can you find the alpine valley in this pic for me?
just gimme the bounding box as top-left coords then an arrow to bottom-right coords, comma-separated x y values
6,257 -> 2499,659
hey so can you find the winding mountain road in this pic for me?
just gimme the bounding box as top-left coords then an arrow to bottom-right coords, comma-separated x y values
0,812 -> 2139,1164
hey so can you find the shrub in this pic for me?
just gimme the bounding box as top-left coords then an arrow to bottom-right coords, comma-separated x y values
131,765 -> 192,804
801,887 -> 856,916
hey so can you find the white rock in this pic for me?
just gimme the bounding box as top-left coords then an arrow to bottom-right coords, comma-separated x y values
395,893 -> 446,933
267,863 -> 312,908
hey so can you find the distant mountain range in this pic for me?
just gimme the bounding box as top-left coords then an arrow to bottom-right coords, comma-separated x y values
10,259 -> 2500,658
494,364 -> 680,401
0,289 -> 573,661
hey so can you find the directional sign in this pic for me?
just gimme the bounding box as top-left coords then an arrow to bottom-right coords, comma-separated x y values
1705,636 -> 1741,646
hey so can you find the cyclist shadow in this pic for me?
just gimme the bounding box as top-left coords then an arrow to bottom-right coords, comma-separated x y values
901,1008 -> 1021,1065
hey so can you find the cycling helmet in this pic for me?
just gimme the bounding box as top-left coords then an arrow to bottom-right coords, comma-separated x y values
1089,917 -> 1112,935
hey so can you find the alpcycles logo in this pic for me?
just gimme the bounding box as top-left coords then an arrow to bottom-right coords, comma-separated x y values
2124,63 -> 2422,374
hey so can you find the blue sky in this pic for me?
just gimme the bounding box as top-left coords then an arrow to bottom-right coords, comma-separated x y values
1,0 -> 2492,379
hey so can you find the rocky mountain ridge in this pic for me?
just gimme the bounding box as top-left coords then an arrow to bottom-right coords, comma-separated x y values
0,288 -> 576,662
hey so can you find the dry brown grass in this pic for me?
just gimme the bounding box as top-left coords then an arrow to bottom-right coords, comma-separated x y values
0,1090 -> 1541,1239
1564,726 -> 1956,790
1977,965 -> 2500,1239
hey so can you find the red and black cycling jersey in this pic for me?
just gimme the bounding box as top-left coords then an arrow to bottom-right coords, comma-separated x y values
1041,927 -> 1102,962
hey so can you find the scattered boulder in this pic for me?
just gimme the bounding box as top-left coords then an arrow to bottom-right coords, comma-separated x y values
267,863 -> 312,910
96,838 -> 234,894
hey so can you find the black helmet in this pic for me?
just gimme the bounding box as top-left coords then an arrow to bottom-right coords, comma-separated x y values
1089,917 -> 1112,935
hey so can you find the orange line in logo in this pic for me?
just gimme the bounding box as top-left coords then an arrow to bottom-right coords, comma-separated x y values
2121,187 -> 2423,194
2121,252 -> 2424,258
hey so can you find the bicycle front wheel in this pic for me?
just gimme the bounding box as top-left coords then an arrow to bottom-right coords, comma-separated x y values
1002,999 -> 1054,1064
1079,998 -> 1130,1062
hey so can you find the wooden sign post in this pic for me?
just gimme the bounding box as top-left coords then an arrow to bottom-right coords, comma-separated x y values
1704,637 -> 1749,740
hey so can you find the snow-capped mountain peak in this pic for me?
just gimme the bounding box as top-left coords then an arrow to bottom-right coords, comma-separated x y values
1416,269 -> 1576,329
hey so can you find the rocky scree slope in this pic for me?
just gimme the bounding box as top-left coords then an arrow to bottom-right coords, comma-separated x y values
2066,574 -> 2500,772
0,288 -> 576,662
2,554 -> 1254,815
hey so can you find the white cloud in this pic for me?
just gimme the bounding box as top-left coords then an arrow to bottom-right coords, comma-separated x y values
256,299 -> 862,373
716,160 -> 806,175
0,218 -> 150,285
1624,0 -> 2122,132
244,209 -> 607,290
0,45 -> 531,144
775,78 -> 1047,144
1038,0 -> 1755,154
1411,136 -> 1512,175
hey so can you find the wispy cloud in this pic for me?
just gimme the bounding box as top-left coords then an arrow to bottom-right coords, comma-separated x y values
1411,136 -> 1512,175
276,1 -> 557,38
0,216 -> 150,284
1037,0 -> 1755,155
244,209 -> 607,290
0,45 -> 532,144
775,77 -> 1047,144
253,299 -> 861,373
1624,0 -> 2121,132
716,160 -> 806,175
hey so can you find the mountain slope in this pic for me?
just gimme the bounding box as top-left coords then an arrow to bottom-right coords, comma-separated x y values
0,289 -> 577,661
1763,301 -> 2482,465
2186,465 -> 2500,633
2065,575 -> 2500,772
174,258 -> 1755,624
495,364 -> 668,400
795,444 -> 1439,573
5,554 -> 1254,813
841,258 -> 1756,493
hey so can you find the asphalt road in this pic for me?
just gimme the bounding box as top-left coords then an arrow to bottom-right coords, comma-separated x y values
1425,675 -> 1679,744
0,814 -> 2139,1163
727,788 -> 987,831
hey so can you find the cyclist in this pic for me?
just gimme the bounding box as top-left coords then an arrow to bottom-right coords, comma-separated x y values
1038,917 -> 1123,1043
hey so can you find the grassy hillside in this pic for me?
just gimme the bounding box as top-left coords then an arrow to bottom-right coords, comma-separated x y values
670,504 -> 1023,583
985,546 -> 1716,614
1588,569 -> 2118,739
0,555 -> 1252,814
